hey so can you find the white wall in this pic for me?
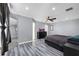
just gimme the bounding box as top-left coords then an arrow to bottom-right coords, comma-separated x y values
50,19 -> 79,36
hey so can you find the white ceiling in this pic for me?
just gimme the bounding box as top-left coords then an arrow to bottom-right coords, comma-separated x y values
9,3 -> 79,23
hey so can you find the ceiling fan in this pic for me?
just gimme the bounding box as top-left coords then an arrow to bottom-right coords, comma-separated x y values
45,16 -> 56,22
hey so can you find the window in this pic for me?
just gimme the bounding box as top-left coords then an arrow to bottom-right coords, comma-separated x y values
45,24 -> 48,35
50,25 -> 53,31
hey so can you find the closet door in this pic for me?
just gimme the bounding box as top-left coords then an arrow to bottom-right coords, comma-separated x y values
18,17 -> 33,43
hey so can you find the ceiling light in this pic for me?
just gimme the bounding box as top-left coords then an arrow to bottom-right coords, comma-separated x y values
52,7 -> 55,11
25,7 -> 29,10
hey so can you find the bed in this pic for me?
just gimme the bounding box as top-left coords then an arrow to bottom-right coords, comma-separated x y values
45,35 -> 70,51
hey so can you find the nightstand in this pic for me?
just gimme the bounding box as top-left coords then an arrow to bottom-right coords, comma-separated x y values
64,43 -> 79,56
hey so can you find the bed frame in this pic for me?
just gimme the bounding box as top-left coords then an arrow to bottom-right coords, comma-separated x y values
45,40 -> 64,52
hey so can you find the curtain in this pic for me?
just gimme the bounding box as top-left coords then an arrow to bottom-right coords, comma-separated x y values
0,3 -> 8,55
0,3 -> 11,55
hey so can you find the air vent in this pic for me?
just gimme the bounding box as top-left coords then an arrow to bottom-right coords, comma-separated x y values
66,7 -> 73,11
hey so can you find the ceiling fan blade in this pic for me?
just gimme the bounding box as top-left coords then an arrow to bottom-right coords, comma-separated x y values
45,16 -> 56,22
48,18 -> 56,21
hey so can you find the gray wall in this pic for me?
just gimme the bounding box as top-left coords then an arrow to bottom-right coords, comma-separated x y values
35,22 -> 45,39
10,17 -> 18,39
17,16 -> 33,43
35,21 -> 51,39
50,19 -> 79,36
10,13 -> 34,43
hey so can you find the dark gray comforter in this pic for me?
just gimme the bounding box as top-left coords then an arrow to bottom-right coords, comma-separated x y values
45,35 -> 70,46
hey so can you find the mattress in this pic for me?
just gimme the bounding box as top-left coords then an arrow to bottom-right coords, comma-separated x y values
45,35 -> 69,46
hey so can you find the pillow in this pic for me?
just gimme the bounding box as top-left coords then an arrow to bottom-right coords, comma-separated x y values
68,35 -> 79,42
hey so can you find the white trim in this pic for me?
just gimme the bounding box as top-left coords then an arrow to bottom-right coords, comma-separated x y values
18,41 -> 32,45
0,47 -> 1,50
32,22 -> 35,42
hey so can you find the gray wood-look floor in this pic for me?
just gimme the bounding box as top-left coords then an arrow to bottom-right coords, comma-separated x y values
4,39 -> 63,56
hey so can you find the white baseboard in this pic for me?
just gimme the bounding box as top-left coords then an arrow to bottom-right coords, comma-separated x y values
18,41 -> 32,45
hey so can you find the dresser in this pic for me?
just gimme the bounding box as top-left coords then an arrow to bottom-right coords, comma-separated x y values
37,31 -> 47,39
